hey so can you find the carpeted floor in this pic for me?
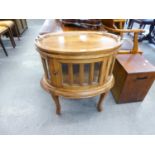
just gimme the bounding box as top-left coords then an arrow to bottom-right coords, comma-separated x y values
0,19 -> 155,134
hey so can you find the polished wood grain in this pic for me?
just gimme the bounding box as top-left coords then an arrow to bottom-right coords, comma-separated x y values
37,31 -> 121,53
68,63 -> 74,85
36,31 -> 122,114
39,19 -> 143,55
112,54 -> 155,103
116,54 -> 155,73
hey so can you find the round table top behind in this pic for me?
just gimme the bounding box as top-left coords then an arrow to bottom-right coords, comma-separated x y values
35,31 -> 122,54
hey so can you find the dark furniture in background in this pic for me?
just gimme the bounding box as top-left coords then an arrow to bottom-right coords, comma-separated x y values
150,20 -> 155,44
128,19 -> 154,29
127,19 -> 155,44
39,19 -> 104,35
60,19 -> 102,30
12,19 -> 28,36
112,54 -> 155,103
0,19 -> 28,37
0,19 -> 27,56
139,19 -> 155,44
0,26 -> 16,56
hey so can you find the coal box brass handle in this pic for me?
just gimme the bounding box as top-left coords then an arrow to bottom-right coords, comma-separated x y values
136,76 -> 148,80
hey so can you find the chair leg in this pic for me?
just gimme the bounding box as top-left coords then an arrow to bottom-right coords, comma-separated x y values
139,24 -> 145,35
0,37 -> 8,56
142,24 -> 146,29
97,92 -> 108,112
127,19 -> 133,29
139,24 -> 146,30
8,28 -> 16,48
50,93 -> 61,115
127,19 -> 134,35
14,24 -> 20,40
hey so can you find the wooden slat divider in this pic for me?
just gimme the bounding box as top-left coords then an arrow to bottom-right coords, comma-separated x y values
68,63 -> 73,85
99,62 -> 105,85
109,56 -> 116,75
49,59 -> 62,87
104,56 -> 112,81
99,58 -> 109,84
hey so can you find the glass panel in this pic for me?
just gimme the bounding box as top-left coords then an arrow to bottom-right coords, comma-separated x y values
46,59 -> 51,80
61,63 -> 68,84
73,64 -> 79,84
84,63 -> 90,84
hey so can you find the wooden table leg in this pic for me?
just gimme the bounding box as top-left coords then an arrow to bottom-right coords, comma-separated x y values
97,92 -> 108,112
51,93 -> 61,115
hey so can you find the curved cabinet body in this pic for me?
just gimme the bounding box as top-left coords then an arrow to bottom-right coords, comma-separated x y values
35,31 -> 121,114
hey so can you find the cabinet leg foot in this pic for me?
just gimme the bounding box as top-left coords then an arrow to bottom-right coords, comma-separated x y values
97,92 -> 108,112
51,93 -> 61,115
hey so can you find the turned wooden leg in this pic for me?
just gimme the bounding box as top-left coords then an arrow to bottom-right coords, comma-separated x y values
97,92 -> 108,112
50,93 -> 61,115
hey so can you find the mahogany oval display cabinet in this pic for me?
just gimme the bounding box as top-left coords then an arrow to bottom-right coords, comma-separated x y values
35,31 -> 122,114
